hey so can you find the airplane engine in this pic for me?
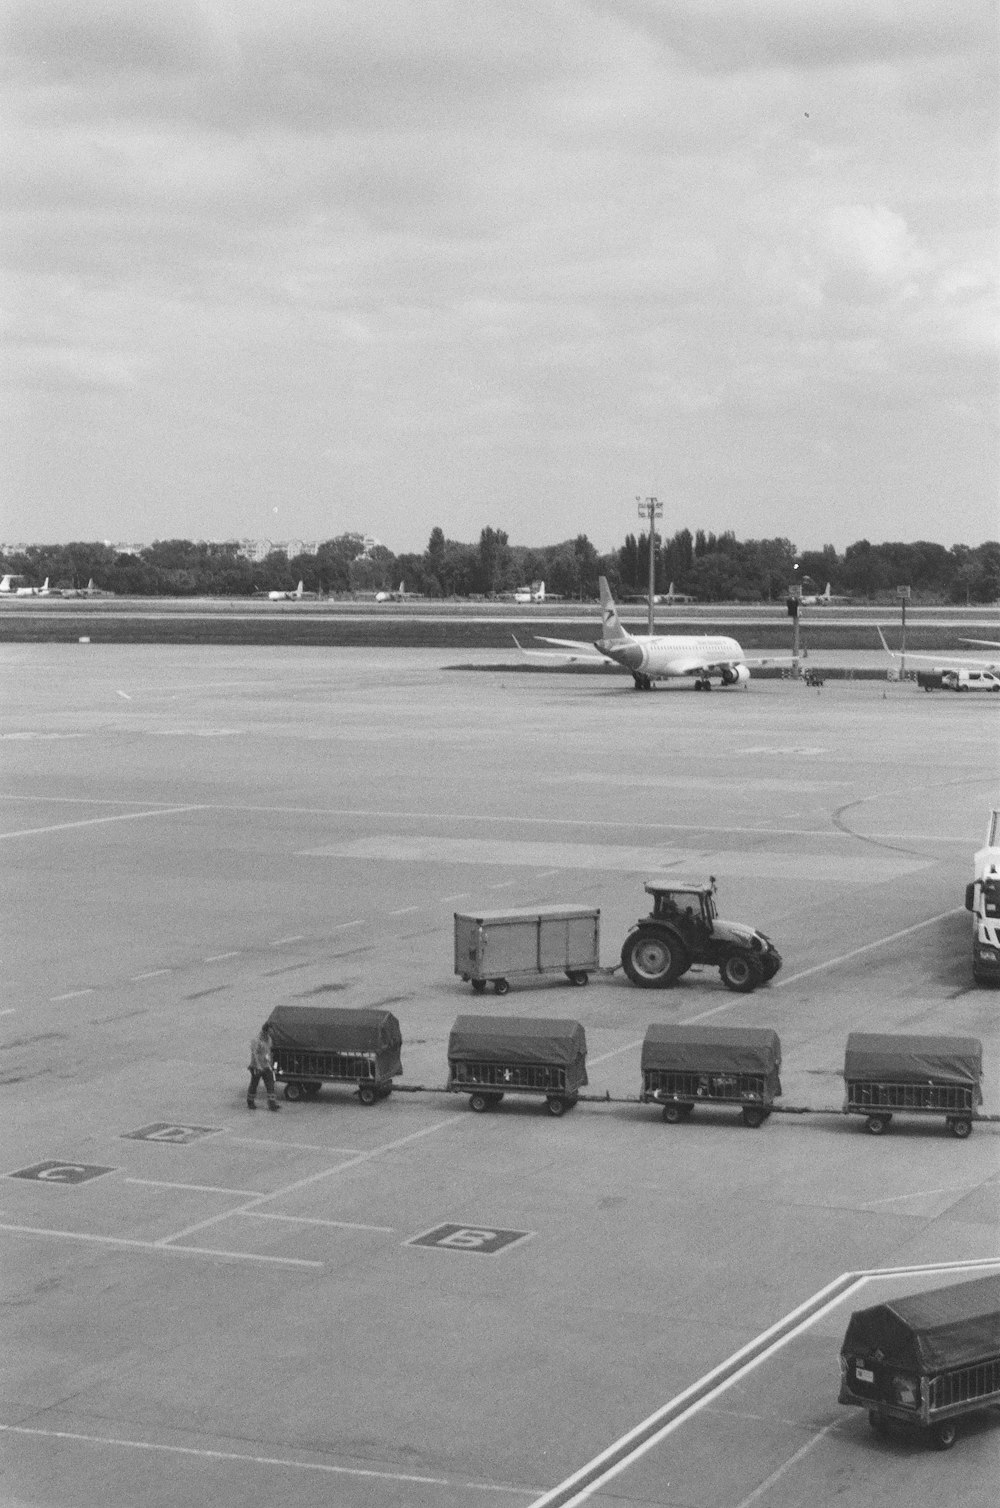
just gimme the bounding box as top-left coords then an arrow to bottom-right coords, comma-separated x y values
721,664 -> 751,686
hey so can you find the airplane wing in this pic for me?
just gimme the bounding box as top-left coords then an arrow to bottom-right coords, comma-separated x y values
960,638 -> 1000,650
512,635 -> 607,665
877,628 -> 1000,668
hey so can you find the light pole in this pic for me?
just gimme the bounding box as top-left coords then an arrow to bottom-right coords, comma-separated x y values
636,496 -> 662,635
897,585 -> 911,678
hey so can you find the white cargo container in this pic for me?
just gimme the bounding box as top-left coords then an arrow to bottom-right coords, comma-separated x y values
454,905 -> 600,995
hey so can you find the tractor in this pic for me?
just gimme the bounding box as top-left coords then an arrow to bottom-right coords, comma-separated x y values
620,877 -> 782,993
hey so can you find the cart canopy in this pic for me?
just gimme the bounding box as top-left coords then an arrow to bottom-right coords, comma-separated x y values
268,1005 -> 403,1075
641,1024 -> 782,1084
448,1014 -> 587,1077
843,1033 -> 983,1088
841,1274 -> 1000,1373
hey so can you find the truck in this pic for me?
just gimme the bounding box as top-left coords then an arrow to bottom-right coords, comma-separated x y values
965,809 -> 1000,985
619,877 -> 782,992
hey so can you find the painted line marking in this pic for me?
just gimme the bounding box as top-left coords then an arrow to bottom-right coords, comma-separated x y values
250,1213 -> 396,1233
223,1136 -> 365,1154
440,894 -> 469,903
0,1426 -> 536,1495
159,1118 -> 457,1247
0,805 -> 207,840
776,908 -> 964,987
49,989 -> 94,1002
527,1255 -> 1000,1508
116,690 -> 131,700
488,880 -> 520,889
131,969 -> 171,981
588,1039 -> 644,1067
270,935 -> 305,946
204,952 -> 240,963
856,1182 -> 985,1208
125,1180 -> 261,1196
732,1423 -> 840,1508
0,1008 -> 15,1017
333,919 -> 365,929
388,906 -> 420,915
0,1222 -> 320,1268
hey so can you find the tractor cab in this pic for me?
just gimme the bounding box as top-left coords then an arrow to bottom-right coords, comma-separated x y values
646,879 -> 717,937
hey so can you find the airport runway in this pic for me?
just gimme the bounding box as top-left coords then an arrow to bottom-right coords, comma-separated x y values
1,645 -> 998,1508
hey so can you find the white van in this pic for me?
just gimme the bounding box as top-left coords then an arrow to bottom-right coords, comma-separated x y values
941,668 -> 1000,692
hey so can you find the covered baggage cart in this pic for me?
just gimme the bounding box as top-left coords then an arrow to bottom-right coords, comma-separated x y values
447,1014 -> 588,1116
839,1273 -> 1000,1449
454,905 -> 600,995
640,1024 -> 782,1128
843,1032 -> 982,1138
268,1005 -> 402,1105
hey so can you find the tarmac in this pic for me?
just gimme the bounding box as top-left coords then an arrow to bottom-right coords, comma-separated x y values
1,643 -> 998,1508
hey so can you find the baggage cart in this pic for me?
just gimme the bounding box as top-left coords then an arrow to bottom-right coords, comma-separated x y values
843,1033 -> 982,1138
839,1273 -> 1000,1449
447,1014 -> 588,1116
640,1024 -> 782,1128
454,905 -> 600,995
268,1005 -> 403,1105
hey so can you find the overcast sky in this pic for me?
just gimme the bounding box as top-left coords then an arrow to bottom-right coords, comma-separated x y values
3,0 -> 997,554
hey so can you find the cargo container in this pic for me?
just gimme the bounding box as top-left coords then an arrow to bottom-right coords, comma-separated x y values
839,1273 -> 1000,1448
843,1032 -> 982,1137
640,1024 -> 782,1127
454,905 -> 600,995
447,1014 -> 588,1116
268,1005 -> 403,1105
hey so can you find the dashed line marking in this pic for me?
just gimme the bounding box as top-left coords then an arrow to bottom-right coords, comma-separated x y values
488,880 -> 520,889
0,805 -> 207,840
49,989 -> 94,1002
204,952 -> 240,963
441,894 -> 469,903
388,906 -> 420,915
333,919 -> 365,929
131,970 -> 172,981
776,907 -> 964,987
125,1180 -> 261,1196
270,935 -> 305,946
732,1423 -> 841,1508
0,1008 -> 16,1017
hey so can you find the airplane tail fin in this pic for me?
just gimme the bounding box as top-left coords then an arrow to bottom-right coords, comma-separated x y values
876,627 -> 898,657
295,581 -> 304,597
534,580 -> 544,602
598,577 -> 633,643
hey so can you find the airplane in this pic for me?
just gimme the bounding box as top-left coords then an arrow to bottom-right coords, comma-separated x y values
513,580 -> 547,604
267,580 -> 305,601
0,574 -> 27,594
656,582 -> 696,605
799,583 -> 850,605
877,627 -> 1000,685
9,576 -> 53,596
374,581 -> 421,603
62,578 -> 113,598
515,576 -> 790,691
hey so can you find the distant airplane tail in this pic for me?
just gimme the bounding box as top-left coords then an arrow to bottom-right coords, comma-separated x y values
533,580 -> 544,602
598,577 -> 633,644
294,581 -> 304,598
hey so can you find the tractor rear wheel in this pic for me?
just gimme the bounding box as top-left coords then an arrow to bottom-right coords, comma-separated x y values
621,929 -> 686,988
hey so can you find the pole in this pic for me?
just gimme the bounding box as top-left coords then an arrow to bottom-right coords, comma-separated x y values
636,496 -> 662,636
897,585 -> 911,680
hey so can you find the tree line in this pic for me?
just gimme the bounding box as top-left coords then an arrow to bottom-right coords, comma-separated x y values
2,528 -> 998,603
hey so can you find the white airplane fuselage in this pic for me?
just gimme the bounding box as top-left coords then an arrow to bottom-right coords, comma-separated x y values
598,631 -> 749,684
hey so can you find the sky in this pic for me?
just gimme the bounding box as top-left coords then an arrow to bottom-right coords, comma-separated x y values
2,0 -> 998,555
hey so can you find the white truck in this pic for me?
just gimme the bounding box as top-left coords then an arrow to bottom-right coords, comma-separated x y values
965,809 -> 1000,985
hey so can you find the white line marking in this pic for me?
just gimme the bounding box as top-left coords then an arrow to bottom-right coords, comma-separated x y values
0,1426 -> 535,1494
223,1136 -> 364,1153
588,1039 -> 644,1067
732,1423 -> 840,1508
0,805 -> 207,840
249,1213 -> 396,1233
125,1180 -> 261,1196
270,935 -> 305,946
0,1222 -> 320,1268
333,919 -> 365,929
681,999 -> 746,1023
204,952 -> 240,963
160,1118 -> 457,1247
528,1255 -> 1000,1508
131,969 -> 171,981
775,907 -> 964,987
116,690 -> 131,700
388,906 -> 420,915
488,880 -> 520,889
856,1182 -> 984,1208
0,1008 -> 15,1017
49,989 -> 94,1002
440,894 -> 469,903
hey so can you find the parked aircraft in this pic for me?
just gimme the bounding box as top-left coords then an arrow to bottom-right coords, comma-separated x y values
877,628 -> 1000,686
0,574 -> 27,594
63,579 -> 113,597
375,582 -> 421,602
516,577 -> 788,690
267,581 -> 305,601
8,577 -> 53,596
513,580 -> 547,604
800,583 -> 850,605
656,581 -> 696,604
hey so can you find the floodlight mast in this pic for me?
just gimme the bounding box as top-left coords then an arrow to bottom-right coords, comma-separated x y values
636,496 -> 662,635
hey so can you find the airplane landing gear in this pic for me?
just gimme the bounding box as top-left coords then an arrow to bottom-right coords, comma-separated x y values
632,675 -> 654,692
694,678 -> 712,691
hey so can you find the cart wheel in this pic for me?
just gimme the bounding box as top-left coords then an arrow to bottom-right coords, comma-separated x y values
720,953 -> 762,993
865,1114 -> 891,1135
546,1096 -> 567,1117
357,1084 -> 377,1106
283,1082 -> 303,1102
471,979 -> 487,994
741,1106 -> 765,1129
931,1420 -> 957,1451
950,1117 -> 973,1139
662,1103 -> 685,1124
566,970 -> 589,986
494,978 -> 510,995
469,1092 -> 490,1113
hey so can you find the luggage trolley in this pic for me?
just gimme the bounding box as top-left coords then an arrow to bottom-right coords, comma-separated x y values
640,1024 -> 782,1128
454,906 -> 600,995
843,1032 -> 983,1138
268,1005 -> 403,1105
447,1014 -> 588,1117
839,1273 -> 1000,1449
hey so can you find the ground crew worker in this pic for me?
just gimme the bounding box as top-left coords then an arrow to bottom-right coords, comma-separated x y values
248,1021 -> 279,1111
